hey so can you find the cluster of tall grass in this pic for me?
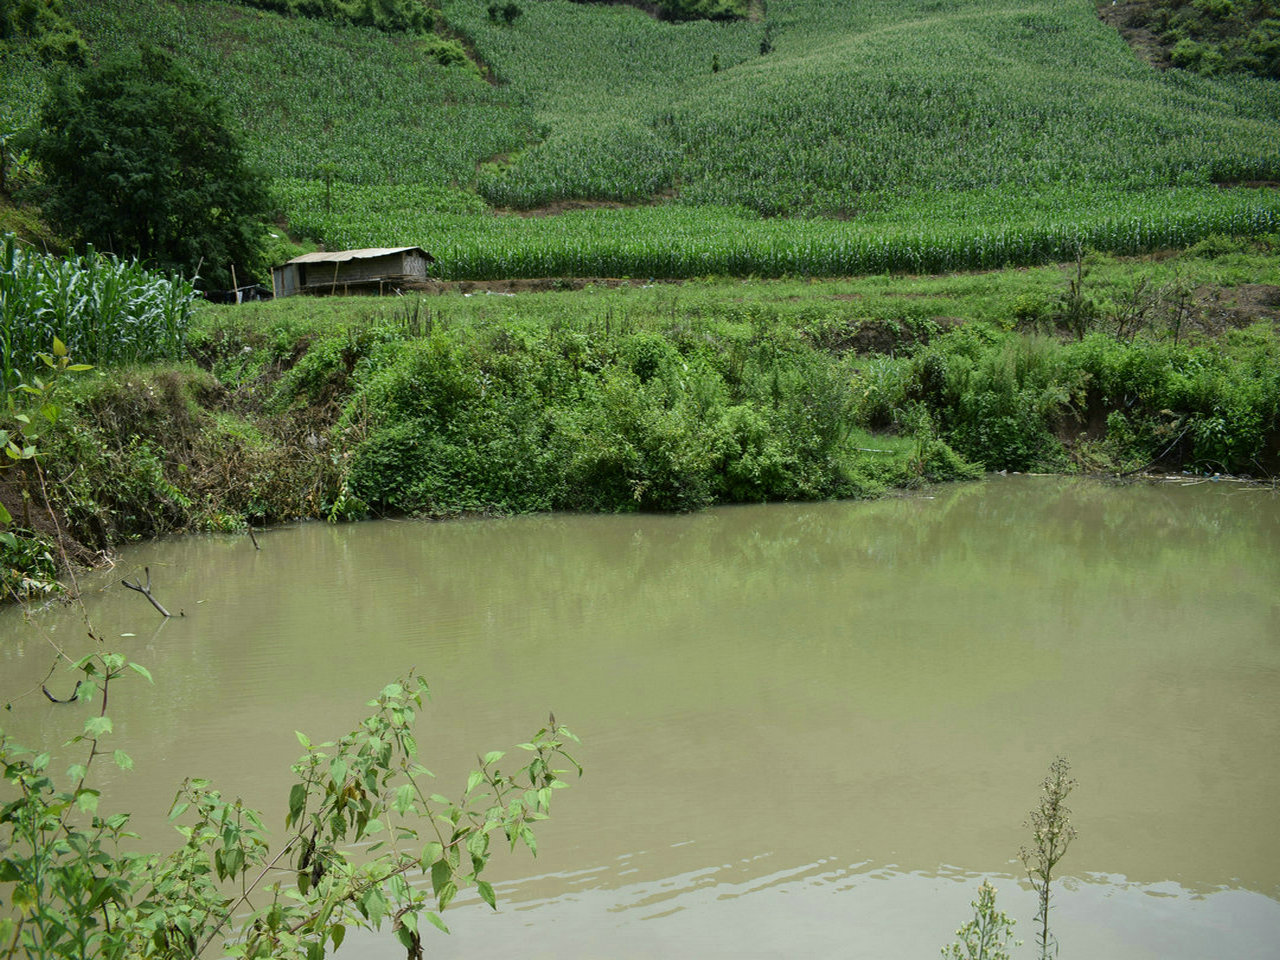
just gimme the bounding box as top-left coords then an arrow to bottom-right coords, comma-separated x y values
0,234 -> 195,391
278,180 -> 1280,279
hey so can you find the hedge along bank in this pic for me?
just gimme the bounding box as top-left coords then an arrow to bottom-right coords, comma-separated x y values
6,250 -> 1280,597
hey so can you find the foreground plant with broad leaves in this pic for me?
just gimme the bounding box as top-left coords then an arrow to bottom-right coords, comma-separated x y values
0,652 -> 580,959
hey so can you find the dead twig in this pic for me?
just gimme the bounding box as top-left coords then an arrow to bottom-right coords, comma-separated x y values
42,680 -> 85,704
121,566 -> 175,618
247,525 -> 261,550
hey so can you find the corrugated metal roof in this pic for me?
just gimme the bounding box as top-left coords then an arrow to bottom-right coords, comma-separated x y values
282,247 -> 433,265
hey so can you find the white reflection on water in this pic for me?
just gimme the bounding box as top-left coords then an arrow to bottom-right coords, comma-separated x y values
349,849 -> 1280,959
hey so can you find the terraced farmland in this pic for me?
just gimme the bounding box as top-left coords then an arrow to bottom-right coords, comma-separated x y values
28,0 -> 1280,278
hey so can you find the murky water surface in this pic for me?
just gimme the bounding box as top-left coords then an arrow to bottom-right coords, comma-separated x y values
3,476 -> 1279,958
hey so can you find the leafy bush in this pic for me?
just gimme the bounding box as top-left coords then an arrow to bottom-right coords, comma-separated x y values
220,0 -> 433,32
0,525 -> 56,599
0,659 -> 581,959
34,46 -> 270,290
0,0 -> 85,63
884,323 -> 1280,474
421,33 -> 476,71
332,318 -> 977,516
1148,0 -> 1280,79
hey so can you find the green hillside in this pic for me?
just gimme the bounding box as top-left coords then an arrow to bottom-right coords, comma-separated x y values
3,0 -> 1279,278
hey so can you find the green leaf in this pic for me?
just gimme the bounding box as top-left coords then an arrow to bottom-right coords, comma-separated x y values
295,730 -> 311,749
113,749 -> 133,770
127,662 -> 153,684
424,912 -> 449,934
84,715 -> 113,738
53,337 -> 67,358
465,769 -> 484,794
169,801 -> 190,821
67,363 -> 93,371
287,782 -> 306,826
466,829 -> 489,861
482,750 -> 505,765
430,859 -> 451,897
437,880 -> 457,910
361,885 -> 387,926
0,503 -> 11,525
329,924 -> 345,951
477,880 -> 496,910
328,758 -> 347,786
421,841 -> 443,869
76,788 -> 100,814
393,783 -> 415,815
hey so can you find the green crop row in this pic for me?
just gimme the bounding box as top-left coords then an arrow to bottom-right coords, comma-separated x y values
0,234 -> 196,391
276,179 -> 1280,278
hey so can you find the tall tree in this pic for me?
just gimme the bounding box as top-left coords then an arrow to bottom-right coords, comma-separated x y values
35,45 -> 269,288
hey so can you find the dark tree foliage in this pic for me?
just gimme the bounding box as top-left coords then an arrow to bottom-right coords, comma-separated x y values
206,0 -> 433,33
570,0 -> 746,23
1123,0 -> 1280,79
35,46 -> 269,289
0,0 -> 86,63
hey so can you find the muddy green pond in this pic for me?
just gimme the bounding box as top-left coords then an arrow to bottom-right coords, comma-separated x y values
3,475 -> 1279,958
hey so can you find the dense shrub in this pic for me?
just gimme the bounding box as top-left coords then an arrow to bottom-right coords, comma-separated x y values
332,321 -> 977,515
219,0 -> 433,32
34,46 -> 269,290
0,0 -> 85,63
884,323 -> 1280,474
1133,0 -> 1280,79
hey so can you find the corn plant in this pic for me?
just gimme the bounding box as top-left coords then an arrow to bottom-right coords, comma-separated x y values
0,235 -> 195,394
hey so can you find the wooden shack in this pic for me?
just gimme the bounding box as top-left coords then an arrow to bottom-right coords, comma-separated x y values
271,247 -> 435,297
